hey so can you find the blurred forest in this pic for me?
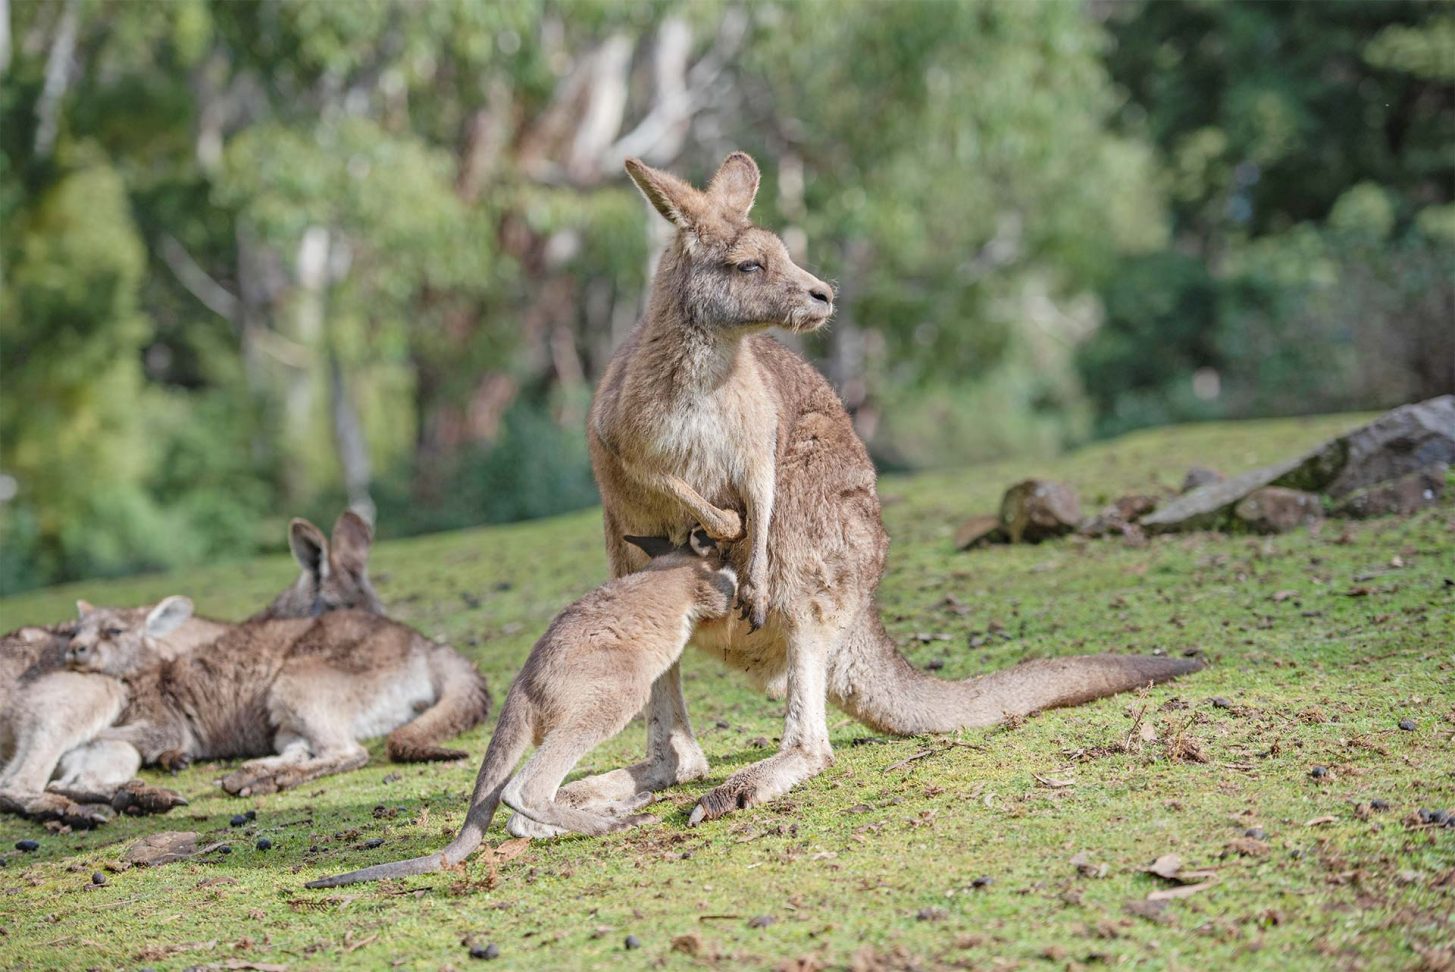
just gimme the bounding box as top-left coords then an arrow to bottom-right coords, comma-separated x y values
1,0 -> 1451,594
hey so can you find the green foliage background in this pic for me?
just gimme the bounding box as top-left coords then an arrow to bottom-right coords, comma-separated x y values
1,0 -> 1450,593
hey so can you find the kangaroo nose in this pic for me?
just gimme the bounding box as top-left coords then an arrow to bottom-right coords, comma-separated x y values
809,287 -> 831,305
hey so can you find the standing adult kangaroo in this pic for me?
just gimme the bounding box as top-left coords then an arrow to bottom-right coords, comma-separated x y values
531,152 -> 1202,829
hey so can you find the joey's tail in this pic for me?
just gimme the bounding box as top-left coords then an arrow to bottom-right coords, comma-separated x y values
306,695 -> 531,889
386,642 -> 492,762
829,613 -> 1203,734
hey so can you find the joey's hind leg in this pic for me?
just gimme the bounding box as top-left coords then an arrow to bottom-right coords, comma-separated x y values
502,735 -> 657,837
505,663 -> 705,838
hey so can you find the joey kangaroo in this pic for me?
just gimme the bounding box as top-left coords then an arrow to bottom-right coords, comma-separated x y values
516,151 -> 1202,832
0,511 -> 385,826
306,530 -> 736,888
71,600 -> 491,796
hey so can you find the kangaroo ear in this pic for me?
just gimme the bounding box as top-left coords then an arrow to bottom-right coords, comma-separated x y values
331,509 -> 374,577
76,599 -> 96,619
623,534 -> 677,559
707,152 -> 760,217
16,626 -> 53,643
688,527 -> 718,558
144,596 -> 193,639
289,518 -> 329,580
625,158 -> 706,230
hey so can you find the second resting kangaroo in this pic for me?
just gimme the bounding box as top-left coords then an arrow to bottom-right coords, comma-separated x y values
69,601 -> 491,796
305,530 -> 736,888
522,150 -> 1203,831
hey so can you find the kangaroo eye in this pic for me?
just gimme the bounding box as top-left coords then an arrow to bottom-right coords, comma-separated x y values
736,261 -> 763,273
105,627 -> 124,638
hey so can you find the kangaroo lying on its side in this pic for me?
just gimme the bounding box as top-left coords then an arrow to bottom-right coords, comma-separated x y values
0,512 -> 382,826
304,530 -> 736,888
67,599 -> 491,796
519,151 -> 1203,833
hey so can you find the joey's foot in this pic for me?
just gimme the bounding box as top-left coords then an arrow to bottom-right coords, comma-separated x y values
506,813 -> 568,839
110,779 -> 188,816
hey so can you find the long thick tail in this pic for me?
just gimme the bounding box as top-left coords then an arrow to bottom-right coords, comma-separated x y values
386,642 -> 492,762
307,695 -> 531,889
829,613 -> 1203,734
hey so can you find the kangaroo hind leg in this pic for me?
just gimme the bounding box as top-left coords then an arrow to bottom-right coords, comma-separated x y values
502,733 -> 656,838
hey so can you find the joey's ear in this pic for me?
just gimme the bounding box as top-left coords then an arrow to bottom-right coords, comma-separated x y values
331,509 -> 374,577
625,158 -> 705,230
623,534 -> 677,559
706,152 -> 760,217
76,599 -> 96,619
688,527 -> 718,558
289,518 -> 329,580
144,596 -> 193,639
16,626 -> 53,643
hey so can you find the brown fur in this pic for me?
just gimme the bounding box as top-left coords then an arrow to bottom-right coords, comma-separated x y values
0,512 -> 387,825
514,152 -> 1202,831
305,532 -> 736,888
72,606 -> 491,796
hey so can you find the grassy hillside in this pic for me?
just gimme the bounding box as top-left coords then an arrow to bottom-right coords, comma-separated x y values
1,413 -> 1451,971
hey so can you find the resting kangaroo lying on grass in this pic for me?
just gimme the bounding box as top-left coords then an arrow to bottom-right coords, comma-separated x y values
515,151 -> 1203,833
0,512 -> 386,825
307,530 -> 736,888
69,599 -> 490,796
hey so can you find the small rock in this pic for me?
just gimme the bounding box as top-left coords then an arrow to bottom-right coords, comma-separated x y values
1333,466 -> 1445,519
1398,718 -> 1416,731
971,876 -> 993,889
256,838 -> 273,851
624,935 -> 642,950
1310,765 -> 1328,779
1210,697 -> 1233,710
217,844 -> 232,854
1244,827 -> 1266,840
916,907 -> 948,921
363,838 -> 384,849
14,840 -> 38,852
1233,487 -> 1323,534
953,514 -> 1004,551
229,814 -> 248,827
1181,466 -> 1225,493
748,915 -> 775,928
244,809 -> 257,821
1000,480 -> 1081,543
1370,799 -> 1390,811
748,736 -> 770,749
467,943 -> 500,960
1432,810 -> 1451,826
91,872 -> 106,886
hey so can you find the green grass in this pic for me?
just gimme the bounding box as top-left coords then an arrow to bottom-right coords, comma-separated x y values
2,413 -> 1452,971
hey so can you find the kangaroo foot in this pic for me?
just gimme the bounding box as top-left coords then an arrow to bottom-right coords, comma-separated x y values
0,789 -> 114,828
110,780 -> 188,815
223,750 -> 368,797
687,748 -> 831,827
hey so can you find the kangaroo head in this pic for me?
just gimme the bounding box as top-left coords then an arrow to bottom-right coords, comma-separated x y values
625,152 -> 834,334
623,528 -> 738,619
260,510 -> 384,621
66,596 -> 192,676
